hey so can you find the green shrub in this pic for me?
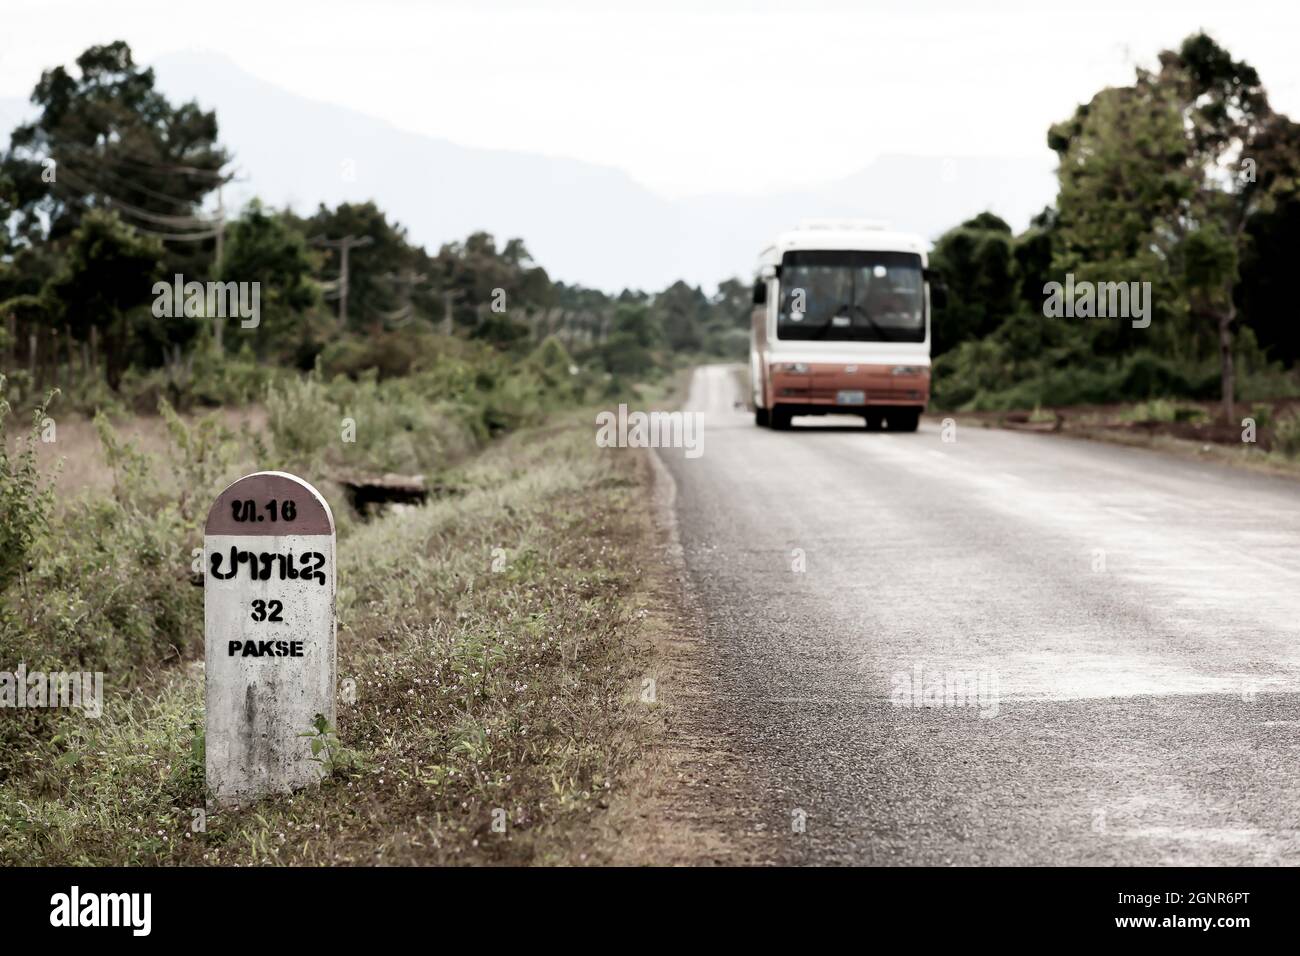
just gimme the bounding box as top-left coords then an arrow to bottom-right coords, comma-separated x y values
0,379 -> 57,593
186,344 -> 277,408
55,370 -> 127,419
1248,403 -> 1274,430
326,373 -> 480,472
265,367 -> 335,470
935,339 -> 1249,412
0,400 -> 245,682
1274,409 -> 1300,458
1116,354 -> 1194,399
1123,399 -> 1206,423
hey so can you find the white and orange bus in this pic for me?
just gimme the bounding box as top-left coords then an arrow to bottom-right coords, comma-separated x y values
750,219 -> 942,431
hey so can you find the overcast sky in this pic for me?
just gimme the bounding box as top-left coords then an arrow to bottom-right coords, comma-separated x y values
4,0 -> 1300,199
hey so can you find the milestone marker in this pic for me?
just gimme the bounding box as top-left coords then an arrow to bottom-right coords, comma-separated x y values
204,471 -> 337,807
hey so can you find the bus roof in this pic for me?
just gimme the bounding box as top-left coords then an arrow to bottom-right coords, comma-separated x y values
757,222 -> 929,269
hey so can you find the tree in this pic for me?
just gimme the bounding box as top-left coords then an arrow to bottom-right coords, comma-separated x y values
711,278 -> 752,329
218,202 -> 320,355
653,280 -> 707,352
1159,33 -> 1296,420
1049,78 -> 1188,364
43,209 -> 164,388
595,302 -> 660,377
1012,208 -> 1058,312
929,213 -> 1020,356
1238,182 -> 1300,364
0,41 -> 228,278
296,201 -> 417,330
433,231 -> 553,343
1049,32 -> 1300,420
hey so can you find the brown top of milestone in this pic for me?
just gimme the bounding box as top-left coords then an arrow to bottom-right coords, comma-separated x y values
204,471 -> 335,536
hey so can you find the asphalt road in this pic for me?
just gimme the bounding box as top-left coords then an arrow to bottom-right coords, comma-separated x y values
656,364 -> 1300,865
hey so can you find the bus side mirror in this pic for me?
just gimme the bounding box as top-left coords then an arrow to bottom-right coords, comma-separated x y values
753,279 -> 767,306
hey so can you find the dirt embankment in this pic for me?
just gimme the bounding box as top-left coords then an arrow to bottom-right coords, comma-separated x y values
943,397 -> 1300,480
8,405 -> 267,497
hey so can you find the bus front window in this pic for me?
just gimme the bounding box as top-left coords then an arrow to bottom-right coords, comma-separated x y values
777,250 -> 925,342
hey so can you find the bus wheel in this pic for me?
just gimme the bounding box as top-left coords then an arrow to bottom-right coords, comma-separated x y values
864,410 -> 884,431
771,407 -> 793,430
755,406 -> 770,428
885,408 -> 920,432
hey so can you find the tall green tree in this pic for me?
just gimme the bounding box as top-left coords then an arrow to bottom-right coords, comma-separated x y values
1238,179 -> 1300,364
594,302 -> 660,377
929,213 -> 1020,356
296,201 -> 417,330
218,202 -> 320,356
1050,32 -> 1300,419
0,41 -> 228,277
43,209 -> 164,388
434,231 -> 553,345
653,280 -> 707,352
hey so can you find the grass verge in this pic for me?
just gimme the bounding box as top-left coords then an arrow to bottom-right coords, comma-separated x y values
0,409 -> 662,865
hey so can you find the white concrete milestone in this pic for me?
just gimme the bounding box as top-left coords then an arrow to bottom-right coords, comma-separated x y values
204,471 -> 336,807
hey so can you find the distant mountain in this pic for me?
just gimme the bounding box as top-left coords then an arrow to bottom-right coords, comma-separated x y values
673,154 -> 1057,289
3,53 -> 1059,291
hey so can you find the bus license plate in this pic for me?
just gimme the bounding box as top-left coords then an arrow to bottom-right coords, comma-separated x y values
836,390 -> 866,405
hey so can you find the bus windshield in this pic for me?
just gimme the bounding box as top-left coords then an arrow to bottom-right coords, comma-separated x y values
777,250 -> 925,342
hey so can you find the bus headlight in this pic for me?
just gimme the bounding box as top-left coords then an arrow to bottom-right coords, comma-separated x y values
891,365 -> 923,376
780,363 -> 810,373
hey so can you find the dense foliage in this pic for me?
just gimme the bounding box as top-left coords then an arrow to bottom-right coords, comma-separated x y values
0,44 -> 747,418
931,33 -> 1300,415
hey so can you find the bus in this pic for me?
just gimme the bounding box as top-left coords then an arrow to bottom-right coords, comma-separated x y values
749,219 -> 943,431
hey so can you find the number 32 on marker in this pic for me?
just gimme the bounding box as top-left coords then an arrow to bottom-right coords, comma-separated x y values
250,599 -> 284,622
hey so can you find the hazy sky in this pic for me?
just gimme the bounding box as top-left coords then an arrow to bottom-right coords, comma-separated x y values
5,0 -> 1300,198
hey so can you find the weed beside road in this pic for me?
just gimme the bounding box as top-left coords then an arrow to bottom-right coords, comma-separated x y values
0,399 -> 664,865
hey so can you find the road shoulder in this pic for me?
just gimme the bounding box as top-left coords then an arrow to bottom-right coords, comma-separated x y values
591,447 -> 771,865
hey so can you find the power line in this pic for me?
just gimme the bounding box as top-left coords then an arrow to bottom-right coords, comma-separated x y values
32,135 -> 232,180
125,224 -> 222,242
56,162 -> 220,222
16,136 -> 237,223
48,175 -> 221,241
310,235 -> 374,328
59,157 -> 212,210
381,267 -> 428,328
58,165 -> 220,227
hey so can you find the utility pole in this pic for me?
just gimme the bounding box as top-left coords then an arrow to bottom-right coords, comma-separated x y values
214,187 -> 227,351
214,187 -> 226,268
383,268 -> 427,304
380,268 -> 428,327
311,235 -> 374,329
441,289 -> 466,336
